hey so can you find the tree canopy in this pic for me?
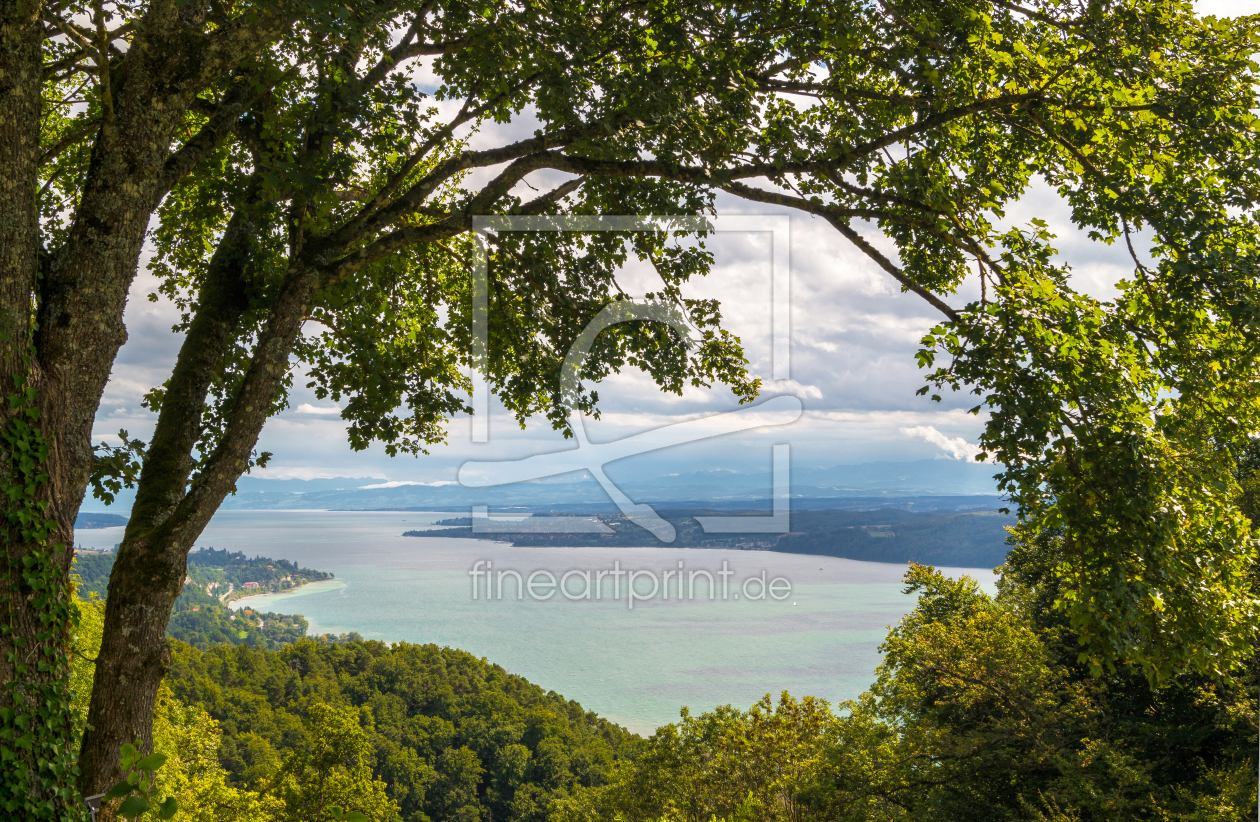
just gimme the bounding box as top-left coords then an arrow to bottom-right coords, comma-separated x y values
557,558 -> 1257,822
2,0 -> 1258,816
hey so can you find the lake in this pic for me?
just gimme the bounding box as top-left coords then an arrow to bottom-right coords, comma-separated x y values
76,510 -> 997,735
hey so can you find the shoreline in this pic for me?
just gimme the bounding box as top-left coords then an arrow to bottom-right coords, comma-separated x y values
227,578 -> 347,611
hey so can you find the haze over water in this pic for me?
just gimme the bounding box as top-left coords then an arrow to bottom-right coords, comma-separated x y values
78,510 -> 997,735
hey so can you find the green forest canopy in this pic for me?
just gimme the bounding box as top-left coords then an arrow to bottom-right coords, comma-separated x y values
4,0 -> 1259,815
70,535 -> 1256,821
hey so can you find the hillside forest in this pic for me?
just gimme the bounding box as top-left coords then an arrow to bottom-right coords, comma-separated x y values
65,457 -> 1259,820
76,550 -> 331,650
6,0 -> 1260,818
68,527 -> 1258,822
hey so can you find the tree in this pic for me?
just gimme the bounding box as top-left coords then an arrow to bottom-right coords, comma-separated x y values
4,0 -> 353,813
269,703 -> 399,822
571,0 -> 1260,682
805,560 -> 1257,821
6,0 -> 1259,815
71,597 -> 282,821
150,692 -> 285,822
161,638 -> 642,822
564,560 -> 1256,821
558,693 -> 833,822
431,745 -> 484,822
21,0 -> 762,809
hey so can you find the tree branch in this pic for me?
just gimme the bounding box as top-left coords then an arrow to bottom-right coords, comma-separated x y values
331,124 -> 583,251
340,72 -> 546,242
720,181 -> 962,321
155,68 -> 281,203
38,117 -> 99,167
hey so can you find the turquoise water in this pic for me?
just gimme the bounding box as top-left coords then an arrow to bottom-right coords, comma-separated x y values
77,510 -> 996,734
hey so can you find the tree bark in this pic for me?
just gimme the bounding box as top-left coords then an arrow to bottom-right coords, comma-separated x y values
0,0 -> 79,815
33,4 -> 280,551
0,0 -> 39,363
77,242 -> 317,796
0,3 -> 294,802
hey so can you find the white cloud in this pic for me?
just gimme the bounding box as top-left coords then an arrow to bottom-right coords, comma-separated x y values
899,426 -> 984,462
252,467 -> 384,481
294,403 -> 343,415
770,380 -> 824,400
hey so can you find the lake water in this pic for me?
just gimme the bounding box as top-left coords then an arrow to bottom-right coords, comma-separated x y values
77,510 -> 997,735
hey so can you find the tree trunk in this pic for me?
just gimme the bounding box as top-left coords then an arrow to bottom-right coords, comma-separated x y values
77,249 -> 317,797
0,1 -> 84,816
0,2 -> 293,812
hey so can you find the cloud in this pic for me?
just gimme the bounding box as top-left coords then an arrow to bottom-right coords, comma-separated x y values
770,380 -> 824,400
294,403 -> 343,415
899,426 -> 984,462
252,467 -> 386,481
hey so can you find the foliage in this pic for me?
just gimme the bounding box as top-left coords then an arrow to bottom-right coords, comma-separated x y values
564,449 -> 1260,822
70,555 -> 114,601
120,0 -> 1260,681
556,693 -> 832,822
88,430 -> 147,507
1,362 -> 82,819
72,596 -> 276,821
168,605 -> 310,652
73,552 -> 318,650
164,638 -> 643,822
99,742 -> 178,820
14,0 -> 1260,807
72,590 -> 307,822
561,556 -> 1256,822
149,690 -> 285,822
185,548 -> 333,591
69,596 -> 104,725
894,5 -> 1260,678
810,558 -> 1257,821
76,548 -> 330,602
267,703 -> 398,822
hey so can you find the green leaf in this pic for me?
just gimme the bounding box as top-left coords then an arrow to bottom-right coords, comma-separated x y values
103,780 -> 133,801
117,795 -> 151,819
158,796 -> 178,820
136,751 -> 168,771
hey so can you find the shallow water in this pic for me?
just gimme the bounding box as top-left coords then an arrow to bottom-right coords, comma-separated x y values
76,510 -> 996,734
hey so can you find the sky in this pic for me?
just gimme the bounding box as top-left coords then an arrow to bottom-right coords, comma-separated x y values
92,0 -> 1251,489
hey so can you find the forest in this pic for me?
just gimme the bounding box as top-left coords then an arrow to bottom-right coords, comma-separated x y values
69,520 -> 1258,821
5,0 -> 1260,818
75,551 -> 329,651
64,458 -> 1260,820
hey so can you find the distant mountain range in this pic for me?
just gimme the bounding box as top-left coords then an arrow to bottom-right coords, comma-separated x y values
80,459 -> 1002,513
75,512 -> 129,529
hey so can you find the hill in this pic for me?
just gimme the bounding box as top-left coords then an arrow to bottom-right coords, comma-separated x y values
76,460 -> 1000,513
74,512 -> 128,529
166,638 -> 642,822
407,507 -> 1016,568
74,549 -> 334,651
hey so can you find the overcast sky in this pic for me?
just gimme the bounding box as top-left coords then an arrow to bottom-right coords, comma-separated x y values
92,0 -> 1250,485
